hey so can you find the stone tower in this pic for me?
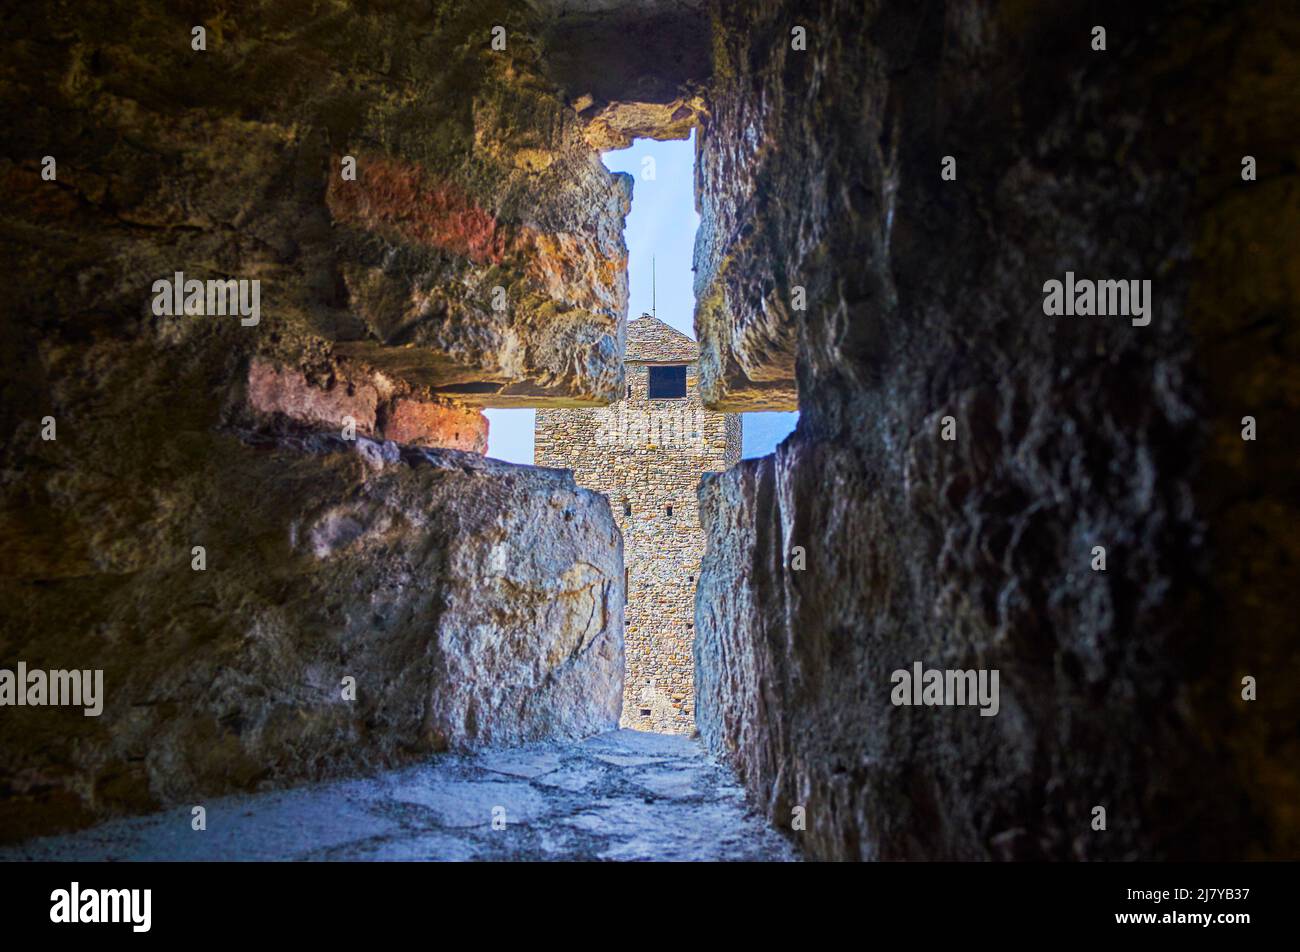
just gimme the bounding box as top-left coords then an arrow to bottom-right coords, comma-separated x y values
536,315 -> 741,733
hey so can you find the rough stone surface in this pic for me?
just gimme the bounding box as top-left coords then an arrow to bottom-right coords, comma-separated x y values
384,398 -> 488,453
536,1 -> 711,151
0,731 -> 798,862
4,0 -> 1295,866
0,0 -> 731,847
248,358 -> 489,452
537,316 -> 740,733
0,0 -> 647,408
0,437 -> 622,843
693,0 -> 1299,860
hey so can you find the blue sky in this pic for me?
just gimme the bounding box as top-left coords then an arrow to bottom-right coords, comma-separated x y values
485,135 -> 797,463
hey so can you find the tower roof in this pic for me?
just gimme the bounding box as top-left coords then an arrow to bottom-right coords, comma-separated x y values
626,314 -> 698,362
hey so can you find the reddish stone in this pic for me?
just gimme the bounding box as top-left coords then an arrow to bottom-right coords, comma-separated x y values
326,153 -> 625,316
383,398 -> 488,454
247,359 -> 379,435
326,154 -> 510,265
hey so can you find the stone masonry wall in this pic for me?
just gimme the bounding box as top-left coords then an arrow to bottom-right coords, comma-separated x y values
692,0 -> 1300,860
1,0 -> 716,841
537,317 -> 739,733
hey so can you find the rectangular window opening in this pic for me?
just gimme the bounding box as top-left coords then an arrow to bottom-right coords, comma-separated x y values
648,365 -> 687,399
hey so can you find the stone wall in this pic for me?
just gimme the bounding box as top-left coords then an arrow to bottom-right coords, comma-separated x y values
0,0 -> 708,842
247,358 -> 489,453
4,0 -> 1294,863
538,317 -> 740,733
692,0 -> 1300,860
0,0 -> 665,412
0,430 -> 623,843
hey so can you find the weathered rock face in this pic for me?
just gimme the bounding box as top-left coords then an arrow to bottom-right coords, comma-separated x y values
4,0 -> 1295,864
0,0 -> 636,408
0,0 -> 720,843
0,427 -> 622,842
247,358 -> 489,453
695,0 -> 1299,860
535,0 -> 711,151
690,0 -> 800,412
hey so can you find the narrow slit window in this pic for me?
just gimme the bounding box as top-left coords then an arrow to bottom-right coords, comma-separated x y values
666,505 -> 673,517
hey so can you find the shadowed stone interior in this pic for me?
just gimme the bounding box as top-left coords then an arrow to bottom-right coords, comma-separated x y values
691,0 -> 1299,861
1,0 -> 1296,863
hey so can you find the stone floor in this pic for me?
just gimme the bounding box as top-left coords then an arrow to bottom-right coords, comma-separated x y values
0,730 -> 799,861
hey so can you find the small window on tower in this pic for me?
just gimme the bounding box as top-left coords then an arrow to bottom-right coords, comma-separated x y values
624,502 -> 632,517
647,365 -> 687,399
626,384 -> 632,398
666,505 -> 673,517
